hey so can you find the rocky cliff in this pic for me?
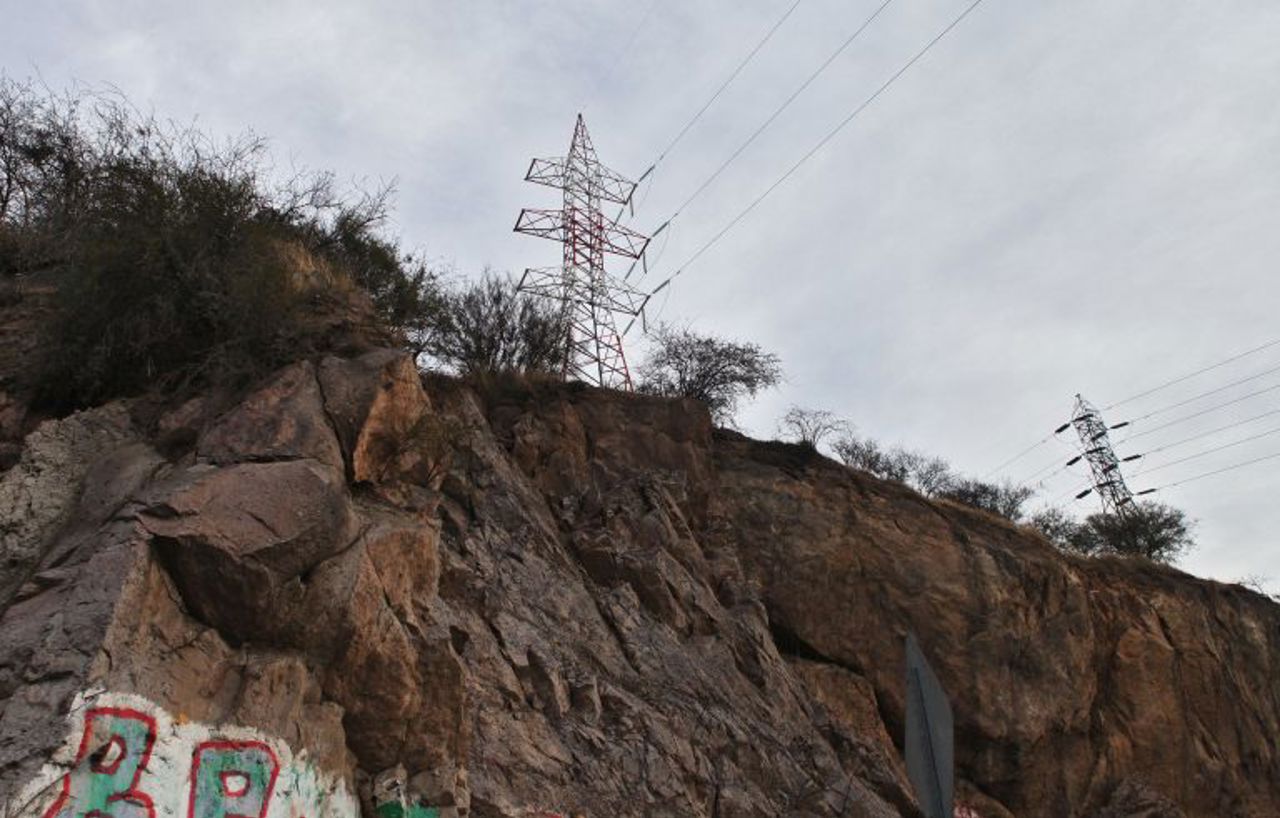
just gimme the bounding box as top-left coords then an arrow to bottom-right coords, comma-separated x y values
1,349 -> 1276,818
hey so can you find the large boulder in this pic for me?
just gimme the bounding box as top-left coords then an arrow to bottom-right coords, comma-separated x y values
197,360 -> 344,471
319,350 -> 432,484
143,459 -> 358,645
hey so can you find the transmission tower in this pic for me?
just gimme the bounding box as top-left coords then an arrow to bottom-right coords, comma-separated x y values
514,115 -> 652,390
1067,394 -> 1136,516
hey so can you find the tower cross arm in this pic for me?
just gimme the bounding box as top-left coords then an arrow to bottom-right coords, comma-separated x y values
595,164 -> 639,206
526,156 -> 637,207
525,157 -> 569,188
514,210 -> 650,259
513,208 -> 565,241
600,220 -> 650,259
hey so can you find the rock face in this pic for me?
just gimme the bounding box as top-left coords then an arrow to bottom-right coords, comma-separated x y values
1,350 -> 1277,818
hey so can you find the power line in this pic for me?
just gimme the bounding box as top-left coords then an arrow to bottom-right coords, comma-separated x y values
649,0 -> 986,291
1008,350 -> 1280,488
1016,454 -> 1075,488
666,0 -> 896,221
1111,361 -> 1280,426
618,0 -> 662,65
1129,424 -> 1280,478
1138,451 -> 1280,493
1051,414 -> 1280,504
1054,471 -> 1094,504
1118,383 -> 1280,442
1119,406 -> 1280,460
1008,427 -> 1083,485
1104,337 -> 1280,411
983,433 -> 1055,480
587,0 -> 664,114
653,0 -> 805,168
615,0 -> 806,255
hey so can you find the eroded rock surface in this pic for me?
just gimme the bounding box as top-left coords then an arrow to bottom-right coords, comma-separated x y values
1,349 -> 1276,818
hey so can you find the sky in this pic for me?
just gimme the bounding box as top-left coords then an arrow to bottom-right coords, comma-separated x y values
4,0 -> 1279,593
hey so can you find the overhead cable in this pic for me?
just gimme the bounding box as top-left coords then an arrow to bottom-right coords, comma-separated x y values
666,0 -> 896,221
654,0 -> 805,167
983,433 -> 1055,480
1119,406 -> 1280,460
1104,337 -> 1280,411
648,0 -> 986,293
1137,451 -> 1280,494
1118,383 -> 1280,443
1110,362 -> 1280,426
1129,424 -> 1280,478
615,0 -> 804,228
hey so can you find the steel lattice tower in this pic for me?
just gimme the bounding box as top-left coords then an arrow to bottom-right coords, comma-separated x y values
1069,394 -> 1135,516
514,115 -> 651,390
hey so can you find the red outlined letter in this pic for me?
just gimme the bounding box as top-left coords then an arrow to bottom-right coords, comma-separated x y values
41,708 -> 157,818
188,741 -> 279,818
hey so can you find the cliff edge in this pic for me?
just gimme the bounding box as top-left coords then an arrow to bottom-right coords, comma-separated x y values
1,349 -> 1276,818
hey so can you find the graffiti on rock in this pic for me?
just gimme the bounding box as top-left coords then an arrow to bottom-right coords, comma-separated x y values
189,742 -> 279,818
373,804 -> 439,818
5,693 -> 356,818
41,708 -> 157,818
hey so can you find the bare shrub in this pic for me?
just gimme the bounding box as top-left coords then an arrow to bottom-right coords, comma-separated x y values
424,273 -> 568,377
637,323 -> 782,424
939,478 -> 1035,521
778,406 -> 850,450
833,433 -> 956,497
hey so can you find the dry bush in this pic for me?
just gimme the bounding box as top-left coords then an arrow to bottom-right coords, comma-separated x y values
778,406 -> 850,450
0,77 -> 443,409
422,273 -> 567,377
637,324 -> 782,425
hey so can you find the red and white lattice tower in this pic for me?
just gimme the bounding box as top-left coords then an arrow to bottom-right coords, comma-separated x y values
514,115 -> 651,390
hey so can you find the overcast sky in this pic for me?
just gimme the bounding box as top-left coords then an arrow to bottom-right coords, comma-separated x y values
5,0 -> 1279,593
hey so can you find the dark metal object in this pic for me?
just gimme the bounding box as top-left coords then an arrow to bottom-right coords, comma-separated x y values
904,633 -> 953,818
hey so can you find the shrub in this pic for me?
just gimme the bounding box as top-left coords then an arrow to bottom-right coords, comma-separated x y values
778,406 -> 850,450
1080,502 -> 1195,563
831,430 -> 1035,520
833,434 -> 955,496
910,454 -> 955,497
1029,501 -> 1196,564
939,478 -> 1035,521
0,78 -> 441,409
833,435 -> 909,481
423,273 -> 567,377
637,324 -> 782,425
313,195 -> 447,356
1027,506 -> 1087,550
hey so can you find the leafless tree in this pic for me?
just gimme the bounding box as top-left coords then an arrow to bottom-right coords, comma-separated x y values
637,323 -> 782,425
778,406 -> 850,450
833,433 -> 958,496
940,478 -> 1035,521
425,273 -> 568,376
